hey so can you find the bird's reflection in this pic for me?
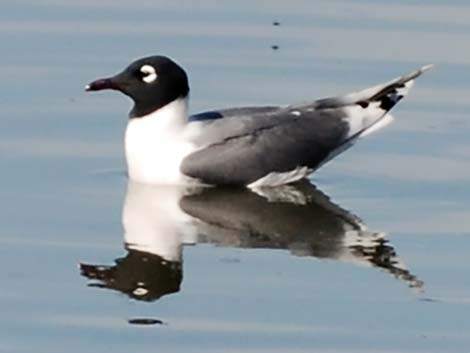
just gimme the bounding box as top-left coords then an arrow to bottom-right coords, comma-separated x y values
80,181 -> 423,302
80,184 -> 194,301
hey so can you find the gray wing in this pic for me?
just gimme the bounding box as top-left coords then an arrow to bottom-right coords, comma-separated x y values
182,107 -> 350,185
182,65 -> 431,185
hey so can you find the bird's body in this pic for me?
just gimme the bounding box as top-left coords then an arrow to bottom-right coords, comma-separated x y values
86,56 -> 431,187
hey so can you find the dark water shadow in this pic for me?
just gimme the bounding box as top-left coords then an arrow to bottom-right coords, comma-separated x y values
80,181 -> 423,306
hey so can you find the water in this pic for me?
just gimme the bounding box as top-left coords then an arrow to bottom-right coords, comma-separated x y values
1,1 -> 470,352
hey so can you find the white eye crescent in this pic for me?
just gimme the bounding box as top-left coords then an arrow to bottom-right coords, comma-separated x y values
140,65 -> 157,83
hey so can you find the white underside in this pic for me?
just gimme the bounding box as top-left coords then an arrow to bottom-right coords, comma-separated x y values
248,166 -> 312,189
358,113 -> 394,137
343,103 -> 394,140
320,112 -> 394,166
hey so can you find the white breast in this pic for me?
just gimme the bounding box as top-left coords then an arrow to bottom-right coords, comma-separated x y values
125,98 -> 199,184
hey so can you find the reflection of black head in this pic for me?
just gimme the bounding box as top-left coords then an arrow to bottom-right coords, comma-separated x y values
80,249 -> 182,302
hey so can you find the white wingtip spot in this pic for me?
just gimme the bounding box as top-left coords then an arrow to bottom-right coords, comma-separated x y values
420,64 -> 434,73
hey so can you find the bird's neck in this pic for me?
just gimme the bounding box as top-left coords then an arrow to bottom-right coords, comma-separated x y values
129,95 -> 189,122
129,97 -> 189,129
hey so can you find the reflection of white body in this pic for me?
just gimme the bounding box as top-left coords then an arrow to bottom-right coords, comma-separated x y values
122,181 -> 197,262
121,181 -> 422,289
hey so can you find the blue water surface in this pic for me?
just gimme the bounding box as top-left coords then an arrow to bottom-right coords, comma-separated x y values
1,1 -> 470,352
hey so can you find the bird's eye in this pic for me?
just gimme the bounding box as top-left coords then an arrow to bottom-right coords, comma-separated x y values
139,65 -> 157,83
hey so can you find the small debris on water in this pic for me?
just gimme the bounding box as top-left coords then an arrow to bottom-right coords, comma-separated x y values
418,297 -> 440,303
128,318 -> 166,326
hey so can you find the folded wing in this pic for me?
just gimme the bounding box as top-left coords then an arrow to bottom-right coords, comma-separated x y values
182,65 -> 432,186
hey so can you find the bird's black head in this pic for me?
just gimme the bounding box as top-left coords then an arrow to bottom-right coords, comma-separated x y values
85,55 -> 190,118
